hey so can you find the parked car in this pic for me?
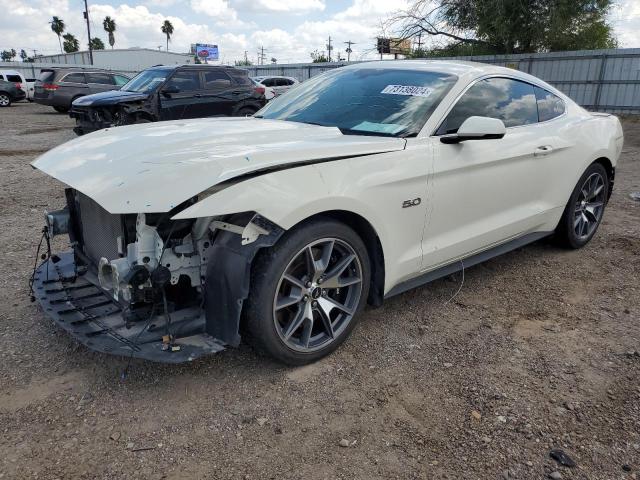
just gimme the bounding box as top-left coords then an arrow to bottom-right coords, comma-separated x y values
32,60 -> 623,366
24,78 -> 36,102
0,79 -> 26,107
70,64 -> 266,135
252,75 -> 299,96
34,68 -> 130,113
0,70 -> 27,102
251,77 -> 275,100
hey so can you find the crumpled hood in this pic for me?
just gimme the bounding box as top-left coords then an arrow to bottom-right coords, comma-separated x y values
32,117 -> 405,214
72,90 -> 149,107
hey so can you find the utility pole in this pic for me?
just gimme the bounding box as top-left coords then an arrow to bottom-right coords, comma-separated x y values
344,40 -> 356,62
326,36 -> 333,62
258,46 -> 267,65
83,0 -> 94,65
244,50 -> 248,64
416,32 -> 423,56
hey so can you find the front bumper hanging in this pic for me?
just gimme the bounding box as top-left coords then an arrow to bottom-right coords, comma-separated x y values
32,251 -> 226,363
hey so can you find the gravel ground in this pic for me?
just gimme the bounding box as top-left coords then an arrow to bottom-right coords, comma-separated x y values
1,102 -> 639,480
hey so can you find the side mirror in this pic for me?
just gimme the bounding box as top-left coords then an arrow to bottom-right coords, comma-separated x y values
440,116 -> 506,144
161,85 -> 180,96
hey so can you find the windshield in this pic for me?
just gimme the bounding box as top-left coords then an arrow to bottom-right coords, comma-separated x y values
121,68 -> 172,93
256,68 -> 457,137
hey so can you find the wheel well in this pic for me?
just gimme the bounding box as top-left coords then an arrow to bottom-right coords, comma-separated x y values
593,157 -> 615,199
301,210 -> 386,308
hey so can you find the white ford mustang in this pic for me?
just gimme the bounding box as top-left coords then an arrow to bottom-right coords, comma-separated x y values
31,60 -> 623,365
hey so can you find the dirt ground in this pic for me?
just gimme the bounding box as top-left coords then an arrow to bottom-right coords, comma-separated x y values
0,102 -> 639,480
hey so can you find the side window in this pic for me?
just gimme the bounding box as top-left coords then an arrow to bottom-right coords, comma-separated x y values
275,78 -> 290,87
62,73 -> 86,84
113,75 -> 130,86
7,75 -> 22,83
86,73 -> 114,85
227,70 -> 252,86
262,78 -> 276,87
534,86 -> 565,122
165,71 -> 201,91
203,70 -> 232,90
438,77 -> 538,134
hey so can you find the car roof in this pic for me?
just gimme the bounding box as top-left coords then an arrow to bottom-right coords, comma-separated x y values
147,64 -> 235,71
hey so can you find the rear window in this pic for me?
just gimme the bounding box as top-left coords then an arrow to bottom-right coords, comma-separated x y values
38,71 -> 55,83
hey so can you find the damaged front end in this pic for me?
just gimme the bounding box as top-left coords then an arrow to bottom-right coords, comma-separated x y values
31,189 -> 283,363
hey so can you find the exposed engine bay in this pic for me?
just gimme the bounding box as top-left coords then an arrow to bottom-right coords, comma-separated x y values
31,188 -> 283,362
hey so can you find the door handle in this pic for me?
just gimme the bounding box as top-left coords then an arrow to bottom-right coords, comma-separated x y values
534,145 -> 554,156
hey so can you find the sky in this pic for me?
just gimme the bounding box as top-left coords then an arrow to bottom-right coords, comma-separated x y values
1,0 -> 639,64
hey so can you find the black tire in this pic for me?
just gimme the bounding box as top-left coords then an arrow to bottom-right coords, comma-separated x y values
53,106 -> 68,113
234,107 -> 256,117
242,218 -> 371,365
555,162 -> 609,249
0,92 -> 11,107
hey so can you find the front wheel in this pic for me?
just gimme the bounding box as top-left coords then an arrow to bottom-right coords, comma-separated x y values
243,219 -> 370,365
234,107 -> 256,117
0,93 -> 11,107
555,162 -> 609,249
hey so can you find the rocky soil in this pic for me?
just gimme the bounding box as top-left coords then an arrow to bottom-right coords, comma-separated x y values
0,103 -> 639,480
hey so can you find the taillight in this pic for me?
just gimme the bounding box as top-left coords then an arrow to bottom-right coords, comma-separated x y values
43,83 -> 59,91
14,83 -> 22,90
254,86 -> 265,95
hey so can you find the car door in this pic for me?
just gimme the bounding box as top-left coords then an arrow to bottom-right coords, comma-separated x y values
421,76 -> 554,271
57,72 -> 89,106
159,69 -> 203,120
86,72 -> 117,95
201,69 -> 236,116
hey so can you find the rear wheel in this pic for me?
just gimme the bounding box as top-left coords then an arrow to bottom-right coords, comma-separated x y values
555,162 -> 608,249
243,219 -> 370,365
0,93 -> 11,107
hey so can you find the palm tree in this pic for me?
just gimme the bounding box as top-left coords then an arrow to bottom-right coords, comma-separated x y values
161,20 -> 174,52
62,33 -> 80,53
103,16 -> 116,49
50,16 -> 65,54
90,37 -> 105,50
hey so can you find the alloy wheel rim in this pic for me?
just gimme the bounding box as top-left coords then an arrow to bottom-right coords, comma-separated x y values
0,95 -> 9,106
273,238 -> 363,353
574,172 -> 605,239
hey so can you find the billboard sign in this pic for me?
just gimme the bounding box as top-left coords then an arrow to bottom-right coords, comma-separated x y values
195,43 -> 219,61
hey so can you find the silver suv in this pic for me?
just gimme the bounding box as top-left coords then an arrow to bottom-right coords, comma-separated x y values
34,68 -> 130,113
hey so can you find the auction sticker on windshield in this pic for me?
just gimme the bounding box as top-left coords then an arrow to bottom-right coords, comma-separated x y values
381,85 -> 433,97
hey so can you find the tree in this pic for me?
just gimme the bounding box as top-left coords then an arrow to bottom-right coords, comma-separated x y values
310,50 -> 329,63
270,57 -> 277,64
50,16 -> 66,54
103,16 -> 116,49
389,0 -> 617,55
90,37 -> 105,50
1,49 -> 16,61
20,49 -> 28,61
234,59 -> 253,66
63,33 -> 80,53
161,20 -> 174,52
